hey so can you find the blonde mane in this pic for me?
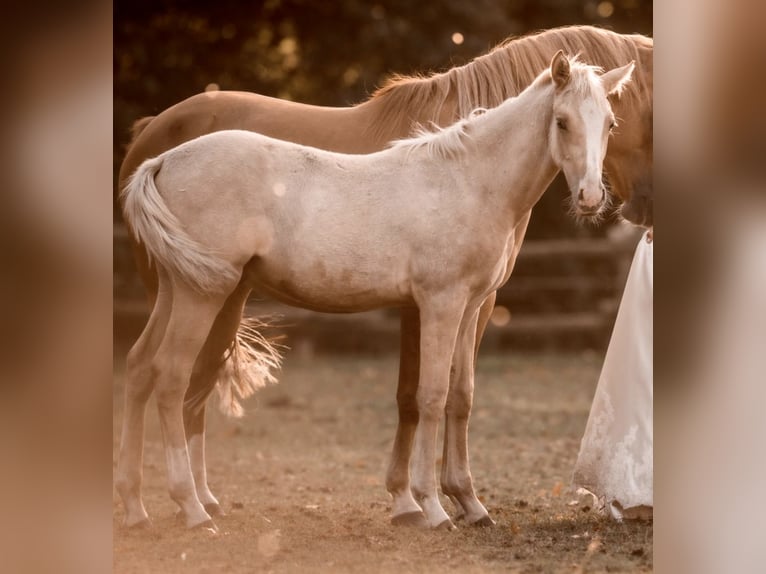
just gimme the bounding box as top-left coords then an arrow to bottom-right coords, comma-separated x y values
368,25 -> 651,141
389,117 -> 473,159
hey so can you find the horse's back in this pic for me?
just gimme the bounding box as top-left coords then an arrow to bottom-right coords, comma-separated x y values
157,129 -> 282,191
120,92 -> 291,181
118,91 -> 369,190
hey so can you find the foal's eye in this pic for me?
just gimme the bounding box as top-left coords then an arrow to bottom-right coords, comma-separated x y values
609,120 -> 616,132
556,118 -> 567,131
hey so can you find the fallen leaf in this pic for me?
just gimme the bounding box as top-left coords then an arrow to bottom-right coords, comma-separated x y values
586,536 -> 602,554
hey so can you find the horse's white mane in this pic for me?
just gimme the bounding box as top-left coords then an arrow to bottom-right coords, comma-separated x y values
388,116 -> 473,159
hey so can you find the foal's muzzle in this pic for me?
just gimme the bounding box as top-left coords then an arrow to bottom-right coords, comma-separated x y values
575,184 -> 607,216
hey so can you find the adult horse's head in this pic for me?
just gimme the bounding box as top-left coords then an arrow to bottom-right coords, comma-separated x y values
548,51 -> 634,219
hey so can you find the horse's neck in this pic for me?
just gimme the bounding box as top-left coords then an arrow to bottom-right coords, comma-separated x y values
359,86 -> 456,146
467,87 -> 558,216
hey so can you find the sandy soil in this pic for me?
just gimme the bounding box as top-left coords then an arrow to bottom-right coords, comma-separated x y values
113,352 -> 652,573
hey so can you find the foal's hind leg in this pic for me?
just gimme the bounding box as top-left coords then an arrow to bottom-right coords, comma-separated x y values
153,281 -> 235,529
116,268 -> 173,528
184,280 -> 252,517
441,301 -> 494,526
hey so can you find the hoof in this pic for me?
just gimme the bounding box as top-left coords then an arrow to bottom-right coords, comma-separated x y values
126,518 -> 152,530
191,519 -> 219,534
204,503 -> 226,517
391,511 -> 429,529
435,519 -> 457,531
470,515 -> 496,528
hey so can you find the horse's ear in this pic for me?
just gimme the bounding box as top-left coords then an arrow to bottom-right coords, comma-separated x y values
601,61 -> 635,96
551,50 -> 570,88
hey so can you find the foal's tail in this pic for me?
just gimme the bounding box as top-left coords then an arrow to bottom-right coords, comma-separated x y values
120,154 -> 240,293
122,155 -> 283,417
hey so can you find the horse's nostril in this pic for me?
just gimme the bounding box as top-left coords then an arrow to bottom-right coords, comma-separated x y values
578,188 -> 584,201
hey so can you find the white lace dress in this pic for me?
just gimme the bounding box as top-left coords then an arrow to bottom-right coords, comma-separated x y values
572,232 -> 653,521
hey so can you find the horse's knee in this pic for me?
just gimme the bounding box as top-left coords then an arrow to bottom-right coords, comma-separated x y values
445,387 -> 473,418
396,389 -> 419,422
416,387 -> 448,420
446,360 -> 474,416
124,377 -> 154,403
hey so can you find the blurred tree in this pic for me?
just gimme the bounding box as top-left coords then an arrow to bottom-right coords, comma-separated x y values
114,0 -> 651,238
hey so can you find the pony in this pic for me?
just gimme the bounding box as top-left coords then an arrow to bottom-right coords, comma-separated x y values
117,52 -> 634,531
116,24 -> 652,529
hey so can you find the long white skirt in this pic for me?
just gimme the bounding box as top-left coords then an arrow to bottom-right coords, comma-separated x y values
572,232 -> 653,521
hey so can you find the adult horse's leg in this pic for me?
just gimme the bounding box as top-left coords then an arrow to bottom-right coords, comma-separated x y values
386,306 -> 428,527
132,240 -> 159,308
183,280 -> 253,517
116,268 -> 173,528
153,280 -> 236,530
440,302 -> 494,526
474,292 -> 496,364
410,292 -> 465,530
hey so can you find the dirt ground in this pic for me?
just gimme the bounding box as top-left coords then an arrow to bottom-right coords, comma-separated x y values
113,352 -> 652,573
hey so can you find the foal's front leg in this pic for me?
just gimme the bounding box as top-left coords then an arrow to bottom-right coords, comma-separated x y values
440,302 -> 494,526
410,295 -> 465,529
388,295 -> 495,528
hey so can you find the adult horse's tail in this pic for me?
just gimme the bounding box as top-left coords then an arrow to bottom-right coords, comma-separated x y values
129,116 -> 155,148
121,155 -> 239,293
121,155 -> 282,417
187,315 -> 282,418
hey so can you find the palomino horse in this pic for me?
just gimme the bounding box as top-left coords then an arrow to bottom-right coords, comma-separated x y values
116,25 -> 652,528
118,52 -> 634,530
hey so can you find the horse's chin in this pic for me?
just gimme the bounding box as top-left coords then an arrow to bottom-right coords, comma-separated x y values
620,199 -> 653,228
573,205 -> 606,225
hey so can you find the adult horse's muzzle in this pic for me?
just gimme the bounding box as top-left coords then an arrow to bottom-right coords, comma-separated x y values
620,183 -> 653,228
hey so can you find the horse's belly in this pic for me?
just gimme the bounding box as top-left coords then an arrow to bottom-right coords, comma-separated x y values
244,259 -> 411,313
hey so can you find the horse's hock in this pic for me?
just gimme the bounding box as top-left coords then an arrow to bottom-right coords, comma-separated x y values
114,224 -> 639,354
